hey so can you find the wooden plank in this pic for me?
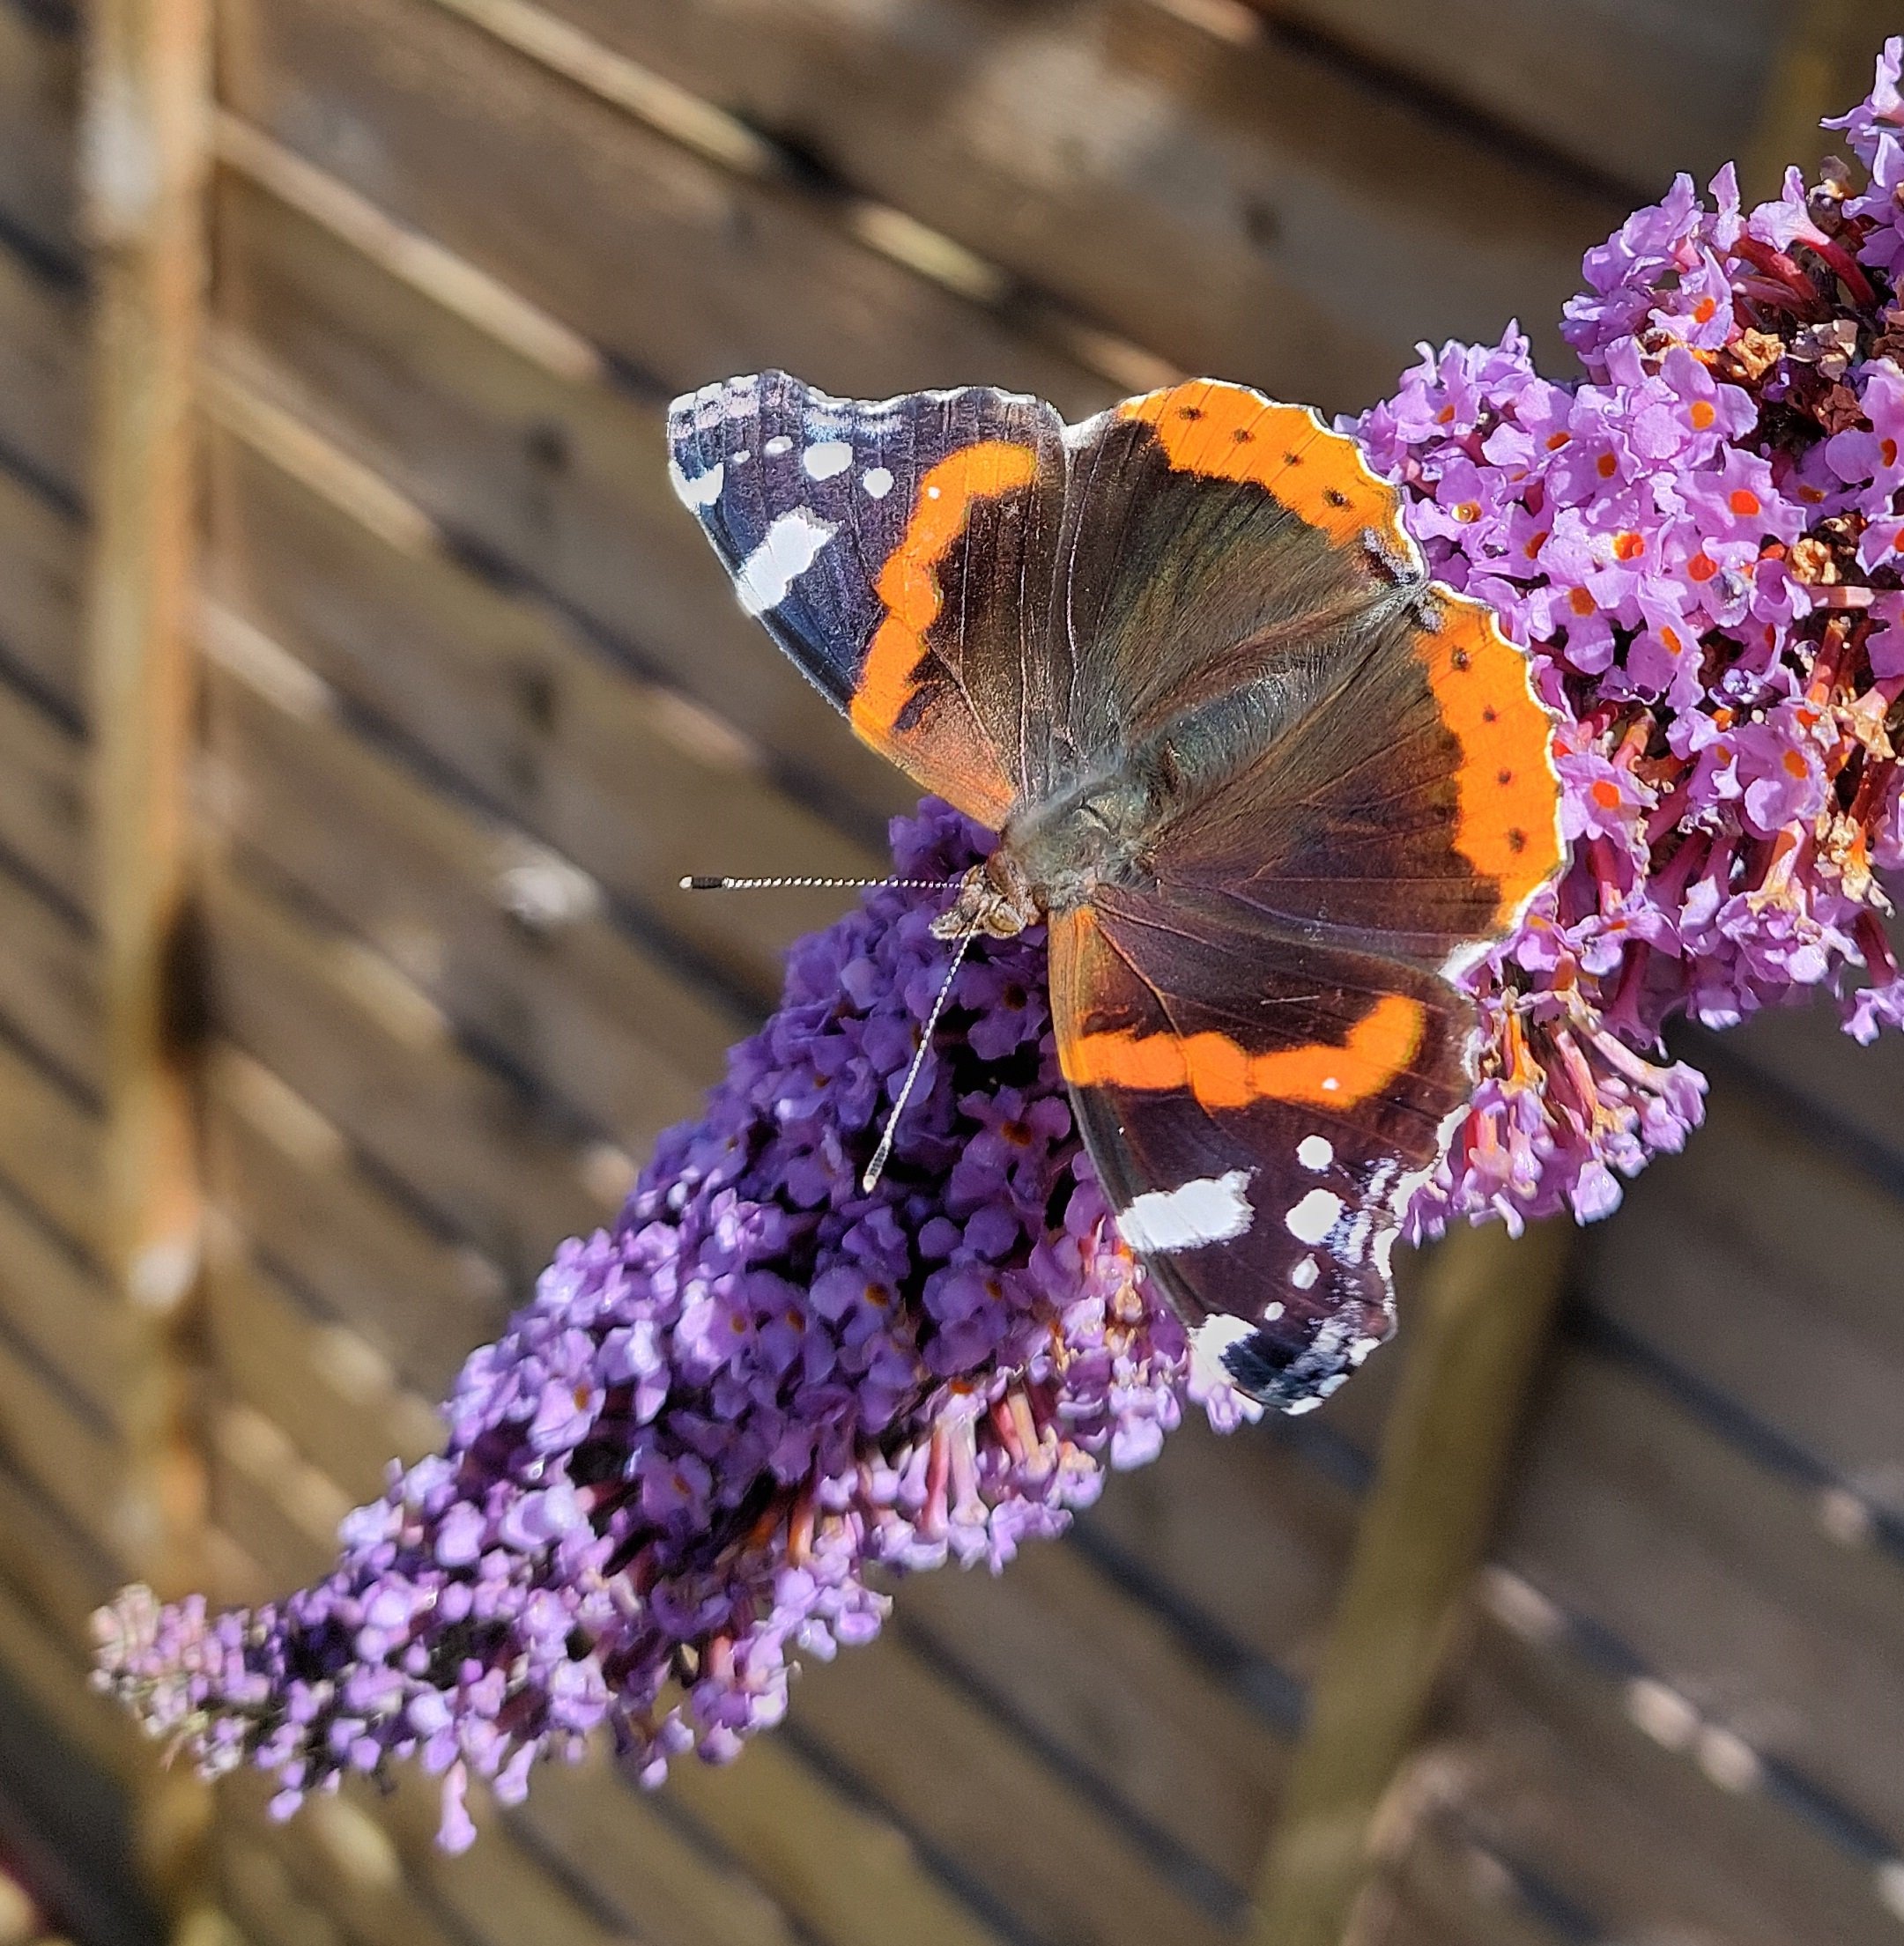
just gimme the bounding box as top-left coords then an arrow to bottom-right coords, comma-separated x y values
0,1319 -> 122,1574
202,380 -> 884,1010
369,1765 -> 668,1946
204,860 -> 623,1284
81,38 -> 216,1929
223,1785 -> 465,1946
0,1569 -> 144,1790
0,1 -> 78,257
895,1536 -> 1287,1891
1345,1817 -> 1571,1946
1438,1616 -> 1903,1946
1248,0 -> 1778,194
205,1045 -> 509,1397
1582,1073 -> 1904,1501
218,1840 -> 353,1946
0,465 -> 84,718
218,0 -> 1121,413
519,0 -> 1624,409
1253,1218 -> 1570,1946
1744,0 -> 1901,198
205,1248 -> 441,1508
789,1625 -> 1231,1946
209,1400 -> 352,1593
511,1750 -> 804,1946
663,1735 -> 1009,1946
210,149 -> 910,830
1077,1410 -> 1360,1684
1725,988 -> 1904,1175
202,623 -> 740,1143
0,239 -> 86,505
1498,1344 -> 1904,1854
0,1034 -> 100,1249
0,855 -> 98,1091
0,1456 -> 122,1646
0,1176 -> 126,1435
0,669 -> 86,906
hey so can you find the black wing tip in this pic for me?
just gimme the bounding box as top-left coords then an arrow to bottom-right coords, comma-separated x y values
1221,1306 -> 1391,1413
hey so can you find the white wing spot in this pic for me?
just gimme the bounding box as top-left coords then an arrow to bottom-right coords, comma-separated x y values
802,440 -> 854,481
1263,1300 -> 1285,1320
1297,1135 -> 1333,1172
1321,1076 -> 1341,1092
735,511 -> 836,617
926,485 -> 943,499
1117,1171 -> 1254,1255
1189,1315 -> 1256,1395
1289,1257 -> 1319,1291
1285,1188 -> 1344,1247
862,467 -> 894,499
667,460 -> 723,510
763,435 -> 793,456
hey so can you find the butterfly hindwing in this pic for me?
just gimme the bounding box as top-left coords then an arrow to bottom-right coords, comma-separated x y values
667,372 -> 1068,825
1049,893 -> 1475,1408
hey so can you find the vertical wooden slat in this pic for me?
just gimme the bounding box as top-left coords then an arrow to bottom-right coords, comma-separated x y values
1249,1218 -> 1573,1946
1745,0 -> 1893,200
80,0 -> 214,1924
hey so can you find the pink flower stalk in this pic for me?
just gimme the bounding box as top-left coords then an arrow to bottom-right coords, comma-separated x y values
94,43 -> 1904,1850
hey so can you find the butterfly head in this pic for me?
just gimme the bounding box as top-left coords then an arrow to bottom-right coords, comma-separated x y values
930,848 -> 1044,942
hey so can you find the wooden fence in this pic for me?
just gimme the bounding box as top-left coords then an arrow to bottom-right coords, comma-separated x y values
0,1 -> 1901,1942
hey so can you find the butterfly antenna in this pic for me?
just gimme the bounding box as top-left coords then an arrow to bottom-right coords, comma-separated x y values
680,875 -> 951,892
861,919 -> 980,1195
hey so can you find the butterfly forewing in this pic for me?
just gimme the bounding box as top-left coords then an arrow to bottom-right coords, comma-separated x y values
667,372 -> 1066,825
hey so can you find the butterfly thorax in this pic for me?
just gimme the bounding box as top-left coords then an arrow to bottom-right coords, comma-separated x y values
930,771 -> 1157,943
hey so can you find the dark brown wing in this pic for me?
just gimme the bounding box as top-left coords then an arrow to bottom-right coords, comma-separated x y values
668,372 -> 1068,826
1050,898 -> 1472,1410
1043,382 -> 1562,1407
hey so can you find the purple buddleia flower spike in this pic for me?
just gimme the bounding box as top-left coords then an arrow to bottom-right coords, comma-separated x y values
95,803 -> 1247,1847
96,45 -> 1904,1847
1359,37 -> 1904,1232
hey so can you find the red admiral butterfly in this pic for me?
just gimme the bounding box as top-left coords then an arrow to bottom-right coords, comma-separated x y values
668,373 -> 1563,1411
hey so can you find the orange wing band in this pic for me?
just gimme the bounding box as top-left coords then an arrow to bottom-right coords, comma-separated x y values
850,440 -> 1041,825
1061,988 -> 1427,1111
1122,379 -> 1562,932
1415,599 -> 1564,926
1118,381 -> 1396,548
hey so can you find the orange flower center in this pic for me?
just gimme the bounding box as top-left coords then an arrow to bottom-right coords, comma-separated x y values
1689,399 -> 1716,430
1568,586 -> 1597,616
1729,487 -> 1761,518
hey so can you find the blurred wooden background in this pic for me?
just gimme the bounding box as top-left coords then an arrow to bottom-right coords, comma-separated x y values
1,0 -> 1902,1942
